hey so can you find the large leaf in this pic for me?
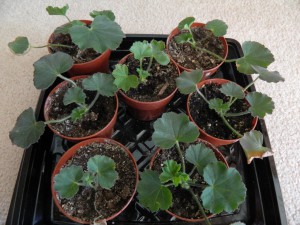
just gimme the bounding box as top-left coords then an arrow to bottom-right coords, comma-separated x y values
246,92 -> 274,118
129,41 -> 152,60
82,73 -> 117,97
159,160 -> 189,187
236,41 -> 274,74
69,15 -> 125,53
54,165 -> 83,199
220,82 -> 245,99
150,40 -> 170,65
9,108 -> 45,149
201,162 -> 246,214
152,112 -> 199,149
137,170 -> 172,211
63,86 -> 86,105
112,64 -> 139,92
208,98 -> 230,115
205,19 -> 228,37
46,5 -> 69,16
176,69 -> 203,94
87,155 -> 118,189
89,10 -> 115,21
178,17 -> 195,30
185,143 -> 217,175
239,130 -> 273,164
33,52 -> 74,89
252,65 -> 284,83
8,36 -> 30,55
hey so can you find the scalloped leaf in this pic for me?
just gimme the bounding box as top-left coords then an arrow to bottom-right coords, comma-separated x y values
205,19 -> 228,37
252,65 -> 284,83
152,112 -> 199,149
239,130 -> 273,164
9,108 -> 45,149
246,92 -> 274,118
174,33 -> 193,44
137,68 -> 150,82
112,64 -> 139,92
176,69 -> 203,94
46,4 -> 69,16
201,162 -> 247,214
130,41 -> 152,60
90,10 -> 115,21
150,40 -> 170,65
159,160 -> 189,187
178,17 -> 195,30
208,98 -> 230,114
70,107 -> 87,121
220,82 -> 245,99
54,20 -> 85,34
63,86 -> 86,105
8,36 -> 30,55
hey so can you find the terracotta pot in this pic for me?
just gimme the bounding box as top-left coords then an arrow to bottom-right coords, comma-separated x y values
51,138 -> 139,224
187,78 -> 258,147
150,139 -> 228,222
48,20 -> 111,76
166,22 -> 228,79
118,53 -> 180,121
44,75 -> 118,142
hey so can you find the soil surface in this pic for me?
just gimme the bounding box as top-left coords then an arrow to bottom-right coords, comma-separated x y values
57,142 -> 136,222
168,27 -> 225,70
48,79 -> 116,138
124,54 -> 178,102
189,83 -> 254,139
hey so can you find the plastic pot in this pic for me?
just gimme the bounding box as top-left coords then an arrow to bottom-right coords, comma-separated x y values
44,75 -> 118,142
51,138 -> 139,224
48,20 -> 111,77
166,22 -> 228,79
118,53 -> 180,121
187,78 -> 258,147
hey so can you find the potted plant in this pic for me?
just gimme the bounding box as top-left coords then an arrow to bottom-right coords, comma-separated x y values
9,52 -> 118,148
137,112 -> 246,224
112,40 -> 180,121
52,137 -> 139,224
8,5 -> 125,76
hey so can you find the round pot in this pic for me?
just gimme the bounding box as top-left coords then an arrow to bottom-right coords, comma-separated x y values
166,22 -> 228,79
51,138 -> 139,224
187,78 -> 258,146
44,75 -> 118,142
150,139 -> 228,222
118,53 -> 180,121
48,20 -> 111,77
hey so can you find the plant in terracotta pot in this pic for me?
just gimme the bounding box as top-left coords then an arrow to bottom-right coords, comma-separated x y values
112,40 -> 180,121
137,112 -> 246,224
8,5 -> 125,75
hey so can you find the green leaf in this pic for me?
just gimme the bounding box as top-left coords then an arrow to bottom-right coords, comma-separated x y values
87,155 -> 118,189
9,108 -> 45,149
82,73 -> 117,97
90,10 -> 115,21
252,65 -> 284,83
185,143 -> 218,175
178,17 -> 195,30
230,222 -> 246,225
205,19 -> 228,37
71,107 -> 87,121
159,160 -> 189,187
129,41 -> 152,60
46,4 -> 69,16
208,98 -> 230,114
239,130 -> 273,164
220,82 -> 245,99
152,112 -> 199,149
54,20 -> 85,34
81,172 -> 94,187
236,41 -> 274,75
112,64 -> 139,92
137,68 -> 150,82
150,40 -> 170,65
33,52 -> 74,89
176,70 -> 203,94
137,170 -> 172,211
8,36 -> 30,55
246,92 -> 274,118
54,165 -> 83,199
175,33 -> 194,44
69,15 -> 125,53
201,162 -> 246,214
63,86 -> 86,106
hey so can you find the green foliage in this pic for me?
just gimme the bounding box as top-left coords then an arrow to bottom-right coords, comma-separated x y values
174,33 -> 194,44
81,172 -> 94,187
252,65 -> 284,83
220,82 -> 245,99
208,98 -> 230,115
246,92 -> 274,118
130,41 -> 152,60
176,69 -> 203,94
150,40 -> 170,65
178,17 -> 195,30
9,108 -> 45,148
63,86 -> 86,106
46,4 -> 69,16
136,68 -> 150,82
205,19 -> 228,37
112,64 -> 139,92
90,10 -> 115,21
70,107 -> 87,121
8,36 -> 30,55
54,20 -> 85,35
159,160 -> 189,187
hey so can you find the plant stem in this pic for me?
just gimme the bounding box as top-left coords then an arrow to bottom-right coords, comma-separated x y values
175,141 -> 185,173
196,86 -> 210,105
87,92 -> 101,111
225,110 -> 250,117
146,56 -> 153,72
65,15 -> 72,23
195,46 -> 237,63
57,74 -> 77,87
220,114 -> 243,138
243,76 -> 259,92
189,166 -> 197,176
31,44 -> 73,49
187,182 -> 206,189
45,115 -> 71,124
140,58 -> 143,72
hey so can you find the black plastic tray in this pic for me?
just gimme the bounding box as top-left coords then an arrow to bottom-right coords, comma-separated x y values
6,35 -> 288,225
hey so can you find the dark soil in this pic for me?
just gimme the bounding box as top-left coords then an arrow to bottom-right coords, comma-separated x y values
57,142 -> 136,222
168,27 -> 225,70
48,79 -> 116,138
189,83 -> 254,139
124,54 -> 178,102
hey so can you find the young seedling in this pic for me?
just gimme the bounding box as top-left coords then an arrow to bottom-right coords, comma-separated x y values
9,52 -> 118,148
137,112 -> 246,225
112,40 -> 170,91
8,5 -> 124,55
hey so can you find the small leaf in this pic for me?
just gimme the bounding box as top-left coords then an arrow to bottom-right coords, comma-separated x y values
178,17 -> 195,30
81,172 -> 94,187
220,82 -> 245,99
54,165 -> 83,199
82,73 -> 117,97
137,68 -> 150,82
185,143 -> 217,175
9,108 -> 45,148
87,155 -> 118,189
129,41 -> 152,60
176,69 -> 203,94
252,65 -> 284,83
152,112 -> 199,149
239,130 -> 273,164
174,33 -> 193,44
208,98 -> 230,114
90,10 -> 115,21
33,52 -> 74,89
71,107 -> 87,121
205,19 -> 228,37
112,64 -> 139,92
46,4 -> 69,16
159,160 -> 189,187
8,36 -> 30,55
63,86 -> 86,106
137,170 -> 172,211
201,162 -> 246,214
246,92 -> 274,118
54,20 -> 85,34
150,40 -> 170,65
